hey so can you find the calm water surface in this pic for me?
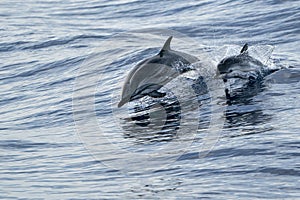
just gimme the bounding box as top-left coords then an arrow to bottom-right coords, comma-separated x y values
1,0 -> 299,199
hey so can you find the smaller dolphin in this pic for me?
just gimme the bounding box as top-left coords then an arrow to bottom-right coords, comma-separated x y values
218,44 -> 267,77
217,44 -> 278,99
118,36 -> 199,108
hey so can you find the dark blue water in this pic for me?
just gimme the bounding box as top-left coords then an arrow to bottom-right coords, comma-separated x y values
1,0 -> 300,199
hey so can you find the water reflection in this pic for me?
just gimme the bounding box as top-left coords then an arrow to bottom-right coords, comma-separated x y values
120,74 -> 275,143
223,85 -> 274,138
119,76 -> 212,144
225,101 -> 272,131
121,95 -> 181,143
224,67 -> 300,135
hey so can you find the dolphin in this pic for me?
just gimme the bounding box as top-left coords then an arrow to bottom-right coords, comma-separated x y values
217,44 -> 278,99
118,36 -> 199,108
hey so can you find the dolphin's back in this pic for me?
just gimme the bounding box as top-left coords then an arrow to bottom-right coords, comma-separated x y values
118,36 -> 200,107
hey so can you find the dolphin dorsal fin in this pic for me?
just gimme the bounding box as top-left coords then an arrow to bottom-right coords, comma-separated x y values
162,36 -> 172,50
240,43 -> 248,54
159,36 -> 173,57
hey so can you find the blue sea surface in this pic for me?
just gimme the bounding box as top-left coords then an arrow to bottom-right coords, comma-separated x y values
1,0 -> 300,199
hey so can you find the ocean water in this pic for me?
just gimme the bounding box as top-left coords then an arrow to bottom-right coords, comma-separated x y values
1,0 -> 300,199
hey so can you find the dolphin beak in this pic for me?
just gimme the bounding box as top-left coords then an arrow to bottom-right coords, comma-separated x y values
117,97 -> 130,108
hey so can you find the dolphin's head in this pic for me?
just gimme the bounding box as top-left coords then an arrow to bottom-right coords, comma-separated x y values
217,43 -> 263,81
118,36 -> 198,108
217,56 -> 241,75
217,44 -> 267,99
217,43 -> 249,75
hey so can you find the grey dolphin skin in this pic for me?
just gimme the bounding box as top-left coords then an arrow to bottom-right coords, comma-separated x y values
218,44 -> 267,77
118,36 -> 199,108
217,44 -> 278,98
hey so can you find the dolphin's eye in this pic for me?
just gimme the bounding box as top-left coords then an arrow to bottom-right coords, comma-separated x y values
228,69 -> 233,73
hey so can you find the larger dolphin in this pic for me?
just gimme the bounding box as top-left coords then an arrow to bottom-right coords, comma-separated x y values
118,36 -> 199,107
